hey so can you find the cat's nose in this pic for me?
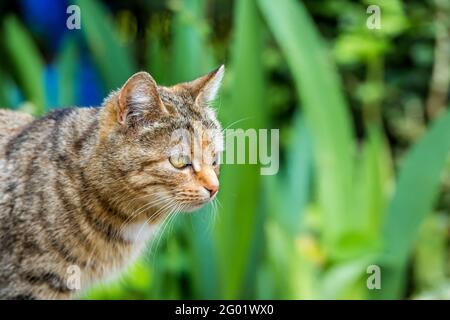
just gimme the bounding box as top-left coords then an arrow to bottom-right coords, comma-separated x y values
197,167 -> 219,198
204,184 -> 218,197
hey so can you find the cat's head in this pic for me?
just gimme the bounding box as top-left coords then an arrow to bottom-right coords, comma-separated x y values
99,66 -> 224,217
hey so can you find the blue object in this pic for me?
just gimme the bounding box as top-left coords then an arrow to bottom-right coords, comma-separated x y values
44,64 -> 59,109
20,0 -> 69,50
76,54 -> 104,107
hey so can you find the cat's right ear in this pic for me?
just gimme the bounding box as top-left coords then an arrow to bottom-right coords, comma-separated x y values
116,72 -> 166,125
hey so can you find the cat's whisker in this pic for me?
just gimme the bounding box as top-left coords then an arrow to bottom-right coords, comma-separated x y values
134,197 -> 176,242
148,201 -> 180,256
166,203 -> 184,235
204,199 -> 216,234
221,116 -> 252,133
210,197 -> 222,227
118,194 -> 171,235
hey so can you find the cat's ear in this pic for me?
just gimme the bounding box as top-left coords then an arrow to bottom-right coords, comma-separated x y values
184,65 -> 225,106
117,71 -> 166,125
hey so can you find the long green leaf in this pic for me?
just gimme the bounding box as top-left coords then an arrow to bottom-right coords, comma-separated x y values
373,109 -> 450,299
258,0 -> 355,257
283,114 -> 313,235
343,127 -> 391,260
166,0 -> 218,299
215,0 -> 268,299
0,69 -> 8,107
170,0 -> 213,83
266,114 -> 312,236
146,33 -> 168,85
2,15 -> 45,115
75,0 -> 135,90
56,37 -> 78,107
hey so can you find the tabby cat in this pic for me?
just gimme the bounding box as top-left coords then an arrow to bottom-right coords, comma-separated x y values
0,66 -> 224,299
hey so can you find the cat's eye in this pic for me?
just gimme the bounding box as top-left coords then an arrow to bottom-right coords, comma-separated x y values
169,154 -> 192,169
212,154 -> 219,166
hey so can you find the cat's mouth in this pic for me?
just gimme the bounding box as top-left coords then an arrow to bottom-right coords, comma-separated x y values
180,194 -> 216,213
164,187 -> 217,213
183,201 -> 207,212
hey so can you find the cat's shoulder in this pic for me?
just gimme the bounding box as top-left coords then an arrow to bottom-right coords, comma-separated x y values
0,109 -> 34,148
0,108 -> 34,129
0,107 -> 99,158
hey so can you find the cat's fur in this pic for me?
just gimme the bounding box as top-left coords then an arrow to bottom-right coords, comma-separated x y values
0,66 -> 224,299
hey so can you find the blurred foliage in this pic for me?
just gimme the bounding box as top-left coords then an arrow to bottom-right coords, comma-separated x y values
0,0 -> 449,299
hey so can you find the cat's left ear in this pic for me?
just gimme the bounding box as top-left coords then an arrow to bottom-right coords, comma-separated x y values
117,71 -> 167,125
184,65 -> 225,106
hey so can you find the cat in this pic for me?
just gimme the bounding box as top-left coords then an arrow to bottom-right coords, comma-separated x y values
0,65 -> 224,299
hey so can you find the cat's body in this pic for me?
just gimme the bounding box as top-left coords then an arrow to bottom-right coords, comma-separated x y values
0,67 -> 224,299
0,107 -> 143,299
0,110 -> 34,147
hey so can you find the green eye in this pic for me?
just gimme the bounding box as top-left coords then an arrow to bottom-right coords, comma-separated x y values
169,154 -> 191,169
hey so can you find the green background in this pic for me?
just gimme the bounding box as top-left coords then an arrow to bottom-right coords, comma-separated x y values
0,0 -> 449,299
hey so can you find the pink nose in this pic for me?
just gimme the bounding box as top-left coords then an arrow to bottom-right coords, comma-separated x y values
204,184 -> 218,197
197,167 -> 219,198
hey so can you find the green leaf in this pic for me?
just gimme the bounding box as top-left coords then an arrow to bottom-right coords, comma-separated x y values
258,0 -> 355,256
2,15 -> 45,115
170,0 -> 214,83
56,37 -> 78,107
320,257 -> 374,299
0,69 -> 8,107
215,0 -> 268,299
414,214 -> 448,292
146,33 -> 169,85
75,0 -> 135,91
162,0 -> 219,299
267,114 -> 313,236
373,109 -> 450,299
341,127 -> 391,259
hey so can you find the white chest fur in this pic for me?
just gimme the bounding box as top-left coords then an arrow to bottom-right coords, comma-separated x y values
122,221 -> 159,243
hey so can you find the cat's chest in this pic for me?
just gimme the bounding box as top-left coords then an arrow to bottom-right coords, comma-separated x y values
89,222 -> 158,286
121,221 -> 159,246
116,222 -> 158,275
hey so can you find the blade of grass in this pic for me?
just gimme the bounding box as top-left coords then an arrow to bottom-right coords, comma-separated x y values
282,113 -> 313,236
2,15 -> 45,115
146,32 -> 169,85
167,0 -> 219,299
413,214 -> 448,293
56,37 -> 78,107
372,109 -> 450,299
263,113 -> 314,298
258,0 -> 355,258
74,0 -> 135,90
341,127 -> 391,259
320,256 -> 374,299
0,70 -> 8,107
215,0 -> 268,299
170,0 -> 214,83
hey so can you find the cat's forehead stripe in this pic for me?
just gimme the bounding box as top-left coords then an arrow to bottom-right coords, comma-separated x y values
157,87 -> 216,122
